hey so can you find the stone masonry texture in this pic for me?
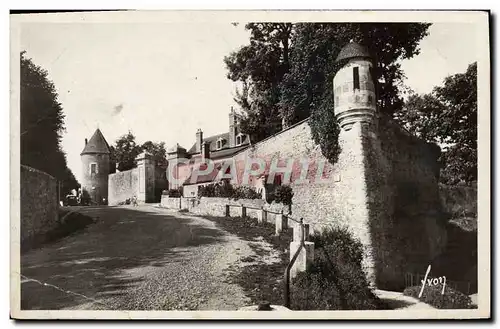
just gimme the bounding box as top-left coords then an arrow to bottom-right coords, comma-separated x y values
108,168 -> 139,206
20,165 -> 58,246
81,153 -> 110,204
226,116 -> 445,289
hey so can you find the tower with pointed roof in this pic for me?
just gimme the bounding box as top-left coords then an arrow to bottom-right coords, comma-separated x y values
80,128 -> 111,205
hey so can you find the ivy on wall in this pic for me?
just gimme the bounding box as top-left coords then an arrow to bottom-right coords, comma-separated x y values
309,78 -> 342,165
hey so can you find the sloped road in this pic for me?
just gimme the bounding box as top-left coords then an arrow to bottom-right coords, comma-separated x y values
20,205 -> 257,310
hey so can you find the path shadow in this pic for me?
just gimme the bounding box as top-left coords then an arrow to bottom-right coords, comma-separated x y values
21,206 -> 226,310
378,298 -> 415,310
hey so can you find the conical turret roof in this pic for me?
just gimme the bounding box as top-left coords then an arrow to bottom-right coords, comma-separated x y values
81,128 -> 110,155
335,41 -> 371,63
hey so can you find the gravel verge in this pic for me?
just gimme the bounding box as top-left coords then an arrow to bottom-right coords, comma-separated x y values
203,215 -> 293,307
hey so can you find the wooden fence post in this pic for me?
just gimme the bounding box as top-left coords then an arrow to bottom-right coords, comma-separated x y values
257,207 -> 266,224
275,210 -> 287,235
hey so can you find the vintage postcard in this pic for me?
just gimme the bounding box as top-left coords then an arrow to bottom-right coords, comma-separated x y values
10,10 -> 490,320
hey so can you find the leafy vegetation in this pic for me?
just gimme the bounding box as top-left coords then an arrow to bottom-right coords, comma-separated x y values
225,23 -> 431,164
111,131 -> 167,172
20,51 -> 79,196
291,226 -> 386,310
163,188 -> 183,198
268,185 -> 294,205
197,181 -> 262,200
396,63 -> 477,185
403,284 -> 474,309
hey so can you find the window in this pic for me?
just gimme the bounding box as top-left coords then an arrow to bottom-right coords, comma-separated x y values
90,163 -> 98,175
353,67 -> 360,90
216,138 -> 226,150
236,133 -> 245,146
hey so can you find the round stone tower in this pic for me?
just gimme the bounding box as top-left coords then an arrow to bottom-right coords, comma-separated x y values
333,41 -> 377,130
80,128 -> 110,205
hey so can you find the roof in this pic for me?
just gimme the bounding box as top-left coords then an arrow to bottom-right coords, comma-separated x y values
187,132 -> 250,157
187,132 -> 230,154
183,163 -> 223,186
81,129 -> 110,155
335,42 -> 371,63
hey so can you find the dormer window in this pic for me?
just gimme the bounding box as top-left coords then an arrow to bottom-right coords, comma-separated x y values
236,133 -> 246,146
216,137 -> 226,150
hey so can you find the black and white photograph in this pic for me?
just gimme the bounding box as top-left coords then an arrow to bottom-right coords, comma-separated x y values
9,10 -> 490,320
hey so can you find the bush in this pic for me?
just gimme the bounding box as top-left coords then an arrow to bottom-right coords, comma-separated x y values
291,226 -> 385,310
198,181 -> 261,200
166,188 -> 182,198
403,284 -> 474,309
273,185 -> 294,205
232,185 -> 261,200
198,184 -> 216,197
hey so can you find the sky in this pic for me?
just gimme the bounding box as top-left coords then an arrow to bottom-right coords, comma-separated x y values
19,20 -> 479,183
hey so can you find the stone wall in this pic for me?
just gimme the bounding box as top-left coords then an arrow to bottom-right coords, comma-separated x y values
108,168 -> 139,206
20,165 -> 58,246
231,118 -> 373,281
363,116 -> 447,290
160,195 -> 181,209
161,196 -> 287,223
228,116 -> 445,289
166,115 -> 445,289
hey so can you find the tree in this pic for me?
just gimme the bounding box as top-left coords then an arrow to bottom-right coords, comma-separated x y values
224,23 -> 293,142
225,23 -> 431,163
141,141 -> 167,167
20,51 -> 79,195
396,62 -> 477,185
113,131 -> 142,172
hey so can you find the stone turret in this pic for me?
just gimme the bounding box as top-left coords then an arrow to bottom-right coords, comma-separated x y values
80,128 -> 110,205
333,41 -> 377,131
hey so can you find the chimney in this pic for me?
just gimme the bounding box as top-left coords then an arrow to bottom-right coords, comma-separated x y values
196,128 -> 203,153
85,138 -> 88,145
202,141 -> 211,160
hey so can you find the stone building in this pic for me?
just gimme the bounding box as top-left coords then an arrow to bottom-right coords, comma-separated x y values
80,128 -> 111,205
167,107 -> 251,196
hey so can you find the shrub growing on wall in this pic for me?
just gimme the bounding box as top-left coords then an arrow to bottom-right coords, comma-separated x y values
291,226 -> 385,310
272,185 -> 294,205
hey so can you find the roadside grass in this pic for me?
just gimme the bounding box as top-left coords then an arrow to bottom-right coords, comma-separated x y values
203,215 -> 293,306
404,284 -> 476,309
21,208 -> 96,253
